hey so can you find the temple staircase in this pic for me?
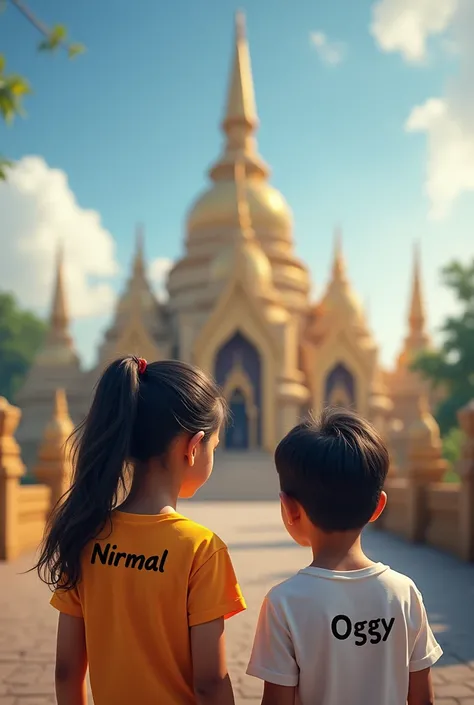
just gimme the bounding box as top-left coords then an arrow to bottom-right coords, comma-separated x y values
187,450 -> 278,501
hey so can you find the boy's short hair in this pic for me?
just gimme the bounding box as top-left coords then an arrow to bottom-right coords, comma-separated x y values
275,408 -> 390,532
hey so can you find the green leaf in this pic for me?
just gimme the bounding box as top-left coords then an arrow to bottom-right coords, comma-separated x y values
0,73 -> 31,122
0,54 -> 5,73
50,23 -> 68,45
68,42 -> 85,59
38,23 -> 68,52
0,156 -> 12,180
37,38 -> 51,52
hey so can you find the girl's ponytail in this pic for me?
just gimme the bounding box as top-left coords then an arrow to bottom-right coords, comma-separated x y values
36,357 -> 141,591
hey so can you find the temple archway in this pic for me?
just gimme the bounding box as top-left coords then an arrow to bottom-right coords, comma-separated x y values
215,332 -> 262,449
226,389 -> 249,449
324,362 -> 356,409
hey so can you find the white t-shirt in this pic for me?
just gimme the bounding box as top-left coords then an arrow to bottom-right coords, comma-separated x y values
247,563 -> 442,705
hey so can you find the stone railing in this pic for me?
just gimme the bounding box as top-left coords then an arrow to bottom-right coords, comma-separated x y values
1,389 -> 474,563
377,398 -> 474,562
0,389 -> 73,561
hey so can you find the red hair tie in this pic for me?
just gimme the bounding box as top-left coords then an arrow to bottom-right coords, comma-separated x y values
137,357 -> 147,375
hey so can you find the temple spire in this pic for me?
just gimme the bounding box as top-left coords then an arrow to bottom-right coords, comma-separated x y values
320,225 -> 370,334
223,12 -> 257,135
409,241 -> 426,338
48,241 -> 71,345
397,241 -> 430,365
31,242 -> 78,366
209,12 -> 268,181
133,223 -> 145,276
331,225 -> 346,282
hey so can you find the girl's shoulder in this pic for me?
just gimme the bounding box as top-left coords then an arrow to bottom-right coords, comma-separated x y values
172,513 -> 226,546
171,513 -> 228,563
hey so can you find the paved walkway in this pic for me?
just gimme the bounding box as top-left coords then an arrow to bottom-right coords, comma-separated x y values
1,502 -> 474,704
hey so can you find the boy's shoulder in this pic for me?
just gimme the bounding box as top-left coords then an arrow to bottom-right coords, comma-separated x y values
264,565 -> 423,606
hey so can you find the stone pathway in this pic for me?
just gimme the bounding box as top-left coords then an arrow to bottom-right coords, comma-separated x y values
1,502 -> 473,704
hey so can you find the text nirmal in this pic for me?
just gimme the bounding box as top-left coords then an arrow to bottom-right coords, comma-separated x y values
91,543 -> 168,572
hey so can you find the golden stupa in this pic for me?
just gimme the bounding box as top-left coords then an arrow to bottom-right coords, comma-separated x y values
16,13 -> 431,465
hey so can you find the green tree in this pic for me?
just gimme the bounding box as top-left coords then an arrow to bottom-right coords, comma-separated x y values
413,259 -> 474,435
442,426 -> 463,482
1,0 -> 84,177
0,292 -> 46,400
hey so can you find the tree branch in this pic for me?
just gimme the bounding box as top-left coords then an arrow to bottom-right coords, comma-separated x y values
10,0 -> 51,39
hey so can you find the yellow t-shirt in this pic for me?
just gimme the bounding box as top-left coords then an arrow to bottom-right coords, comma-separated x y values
50,510 -> 246,705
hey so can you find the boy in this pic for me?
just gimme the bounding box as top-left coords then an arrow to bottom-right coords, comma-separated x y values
247,409 -> 442,705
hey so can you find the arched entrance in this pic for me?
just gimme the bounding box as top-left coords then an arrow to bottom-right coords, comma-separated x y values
226,389 -> 249,449
325,362 -> 356,409
214,332 -> 262,450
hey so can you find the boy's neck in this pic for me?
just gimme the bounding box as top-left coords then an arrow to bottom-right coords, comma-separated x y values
309,529 -> 375,571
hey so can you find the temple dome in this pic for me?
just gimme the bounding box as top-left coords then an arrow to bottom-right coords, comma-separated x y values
210,237 -> 273,292
187,179 -> 292,237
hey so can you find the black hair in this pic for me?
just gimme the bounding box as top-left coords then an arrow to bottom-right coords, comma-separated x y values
275,407 -> 389,532
35,357 -> 226,590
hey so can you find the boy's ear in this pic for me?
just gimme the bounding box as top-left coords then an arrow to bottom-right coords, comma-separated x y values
279,492 -> 301,526
369,491 -> 387,523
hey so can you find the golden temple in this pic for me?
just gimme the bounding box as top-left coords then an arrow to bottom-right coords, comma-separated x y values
15,14 -> 431,467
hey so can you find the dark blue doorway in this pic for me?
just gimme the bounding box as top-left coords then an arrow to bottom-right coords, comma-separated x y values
215,332 -> 262,447
226,389 -> 249,450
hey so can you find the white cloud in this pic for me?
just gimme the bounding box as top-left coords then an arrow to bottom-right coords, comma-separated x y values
0,156 -> 119,318
371,0 -> 474,218
370,0 -> 458,63
310,31 -> 346,66
406,98 -> 474,218
148,257 -> 173,302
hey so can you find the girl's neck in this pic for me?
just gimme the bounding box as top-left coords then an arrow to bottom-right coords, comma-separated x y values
119,461 -> 181,516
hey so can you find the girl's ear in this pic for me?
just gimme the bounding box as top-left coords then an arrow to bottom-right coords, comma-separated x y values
279,492 -> 300,526
186,431 -> 205,466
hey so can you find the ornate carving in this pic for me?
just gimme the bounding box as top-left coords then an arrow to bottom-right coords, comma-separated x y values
407,395 -> 446,483
0,398 -> 25,560
0,398 -> 25,480
35,389 -> 74,508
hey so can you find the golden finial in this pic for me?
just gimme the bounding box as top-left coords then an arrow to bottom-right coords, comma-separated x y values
209,13 -> 269,181
332,225 -> 346,281
235,10 -> 246,42
133,223 -> 145,275
135,223 -> 144,256
35,389 -> 74,507
52,240 -> 66,320
409,240 -> 425,335
53,389 -> 71,424
223,11 -> 257,129
407,392 -> 446,483
49,239 -> 71,342
409,393 -> 440,445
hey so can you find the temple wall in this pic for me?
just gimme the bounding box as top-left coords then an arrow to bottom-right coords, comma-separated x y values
1,393 -> 474,564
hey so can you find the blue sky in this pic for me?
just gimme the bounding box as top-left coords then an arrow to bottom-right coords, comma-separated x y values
1,0 -> 472,367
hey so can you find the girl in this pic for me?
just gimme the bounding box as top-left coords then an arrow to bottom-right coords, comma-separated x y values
35,357 -> 246,705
